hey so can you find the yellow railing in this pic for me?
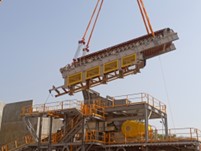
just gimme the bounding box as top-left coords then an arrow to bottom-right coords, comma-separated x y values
85,130 -> 106,143
39,127 -> 201,145
155,128 -> 201,142
95,128 -> 201,145
21,99 -> 82,115
21,93 -> 165,116
81,104 -> 105,119
109,93 -> 166,113
106,131 -> 151,144
1,135 -> 33,151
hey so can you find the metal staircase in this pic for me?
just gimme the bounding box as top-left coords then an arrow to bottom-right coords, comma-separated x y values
61,113 -> 83,143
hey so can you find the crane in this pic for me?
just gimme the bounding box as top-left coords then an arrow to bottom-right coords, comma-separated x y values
49,0 -> 178,97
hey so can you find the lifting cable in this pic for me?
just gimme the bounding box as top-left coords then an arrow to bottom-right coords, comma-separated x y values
73,0 -> 152,61
81,0 -> 100,45
137,0 -> 155,36
73,0 -> 104,61
159,57 -> 175,128
44,92 -> 53,104
84,0 -> 104,53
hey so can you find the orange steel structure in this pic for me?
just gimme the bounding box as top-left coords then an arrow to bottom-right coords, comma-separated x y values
2,93 -> 201,151
2,127 -> 201,151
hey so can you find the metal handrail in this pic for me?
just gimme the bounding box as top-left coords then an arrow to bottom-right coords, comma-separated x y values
85,130 -> 106,143
21,93 -> 166,116
105,127 -> 201,144
112,93 -> 166,113
81,103 -> 105,119
21,99 -> 82,115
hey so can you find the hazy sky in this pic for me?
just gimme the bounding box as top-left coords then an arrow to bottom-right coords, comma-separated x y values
1,1 -> 201,130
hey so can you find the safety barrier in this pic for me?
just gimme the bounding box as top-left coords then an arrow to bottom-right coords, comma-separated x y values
81,103 -> 105,119
110,93 -> 166,113
2,128 -> 200,150
85,130 -> 106,143
21,93 -> 165,116
21,99 -> 82,115
68,128 -> 201,145
154,128 -> 201,142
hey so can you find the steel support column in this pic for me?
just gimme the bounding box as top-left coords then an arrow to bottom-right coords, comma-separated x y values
64,114 -> 68,134
144,103 -> 149,151
37,116 -> 43,151
48,116 -> 53,150
81,117 -> 86,151
144,104 -> 149,142
96,121 -> 99,140
164,115 -> 168,137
